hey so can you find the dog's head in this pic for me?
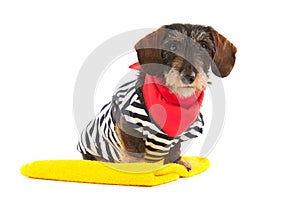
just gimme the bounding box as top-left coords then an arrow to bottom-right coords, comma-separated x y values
135,23 -> 237,98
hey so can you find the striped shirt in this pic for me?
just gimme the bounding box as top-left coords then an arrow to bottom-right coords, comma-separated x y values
77,80 -> 204,162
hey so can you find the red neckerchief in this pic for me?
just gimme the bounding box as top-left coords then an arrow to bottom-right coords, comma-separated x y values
129,62 -> 204,137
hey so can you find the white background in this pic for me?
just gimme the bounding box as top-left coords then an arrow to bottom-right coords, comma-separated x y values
1,0 -> 300,199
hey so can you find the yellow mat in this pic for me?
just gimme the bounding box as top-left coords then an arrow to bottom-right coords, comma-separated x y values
20,156 -> 209,186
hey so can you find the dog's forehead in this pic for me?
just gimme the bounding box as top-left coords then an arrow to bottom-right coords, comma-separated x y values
165,29 -> 187,41
164,26 -> 210,41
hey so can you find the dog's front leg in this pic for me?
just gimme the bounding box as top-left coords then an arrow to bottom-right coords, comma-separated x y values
164,143 -> 192,171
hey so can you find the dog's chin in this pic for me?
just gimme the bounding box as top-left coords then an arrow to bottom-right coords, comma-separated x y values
169,86 -> 201,98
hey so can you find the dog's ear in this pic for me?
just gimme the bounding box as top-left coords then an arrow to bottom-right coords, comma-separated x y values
135,27 -> 166,76
209,27 -> 237,77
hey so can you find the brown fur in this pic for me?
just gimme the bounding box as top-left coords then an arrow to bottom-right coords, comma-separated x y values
209,27 -> 237,77
115,125 -> 145,162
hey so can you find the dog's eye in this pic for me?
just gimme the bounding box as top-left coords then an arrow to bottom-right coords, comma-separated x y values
169,43 -> 177,51
200,42 -> 208,49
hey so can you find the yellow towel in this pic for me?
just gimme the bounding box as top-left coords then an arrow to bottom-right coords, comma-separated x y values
20,156 -> 209,186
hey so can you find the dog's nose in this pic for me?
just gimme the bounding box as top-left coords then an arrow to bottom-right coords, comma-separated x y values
180,71 -> 196,84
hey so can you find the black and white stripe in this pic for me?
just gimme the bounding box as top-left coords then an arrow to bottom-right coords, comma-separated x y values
78,80 -> 204,162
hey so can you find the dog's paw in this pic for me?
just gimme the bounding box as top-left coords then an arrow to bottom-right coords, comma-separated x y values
175,158 -> 192,171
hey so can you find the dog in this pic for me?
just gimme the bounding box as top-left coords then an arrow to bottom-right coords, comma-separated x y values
77,23 -> 237,171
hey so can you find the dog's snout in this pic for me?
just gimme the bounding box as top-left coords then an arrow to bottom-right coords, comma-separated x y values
180,70 -> 196,84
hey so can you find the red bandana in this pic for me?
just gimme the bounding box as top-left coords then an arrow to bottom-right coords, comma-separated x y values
129,62 -> 204,137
